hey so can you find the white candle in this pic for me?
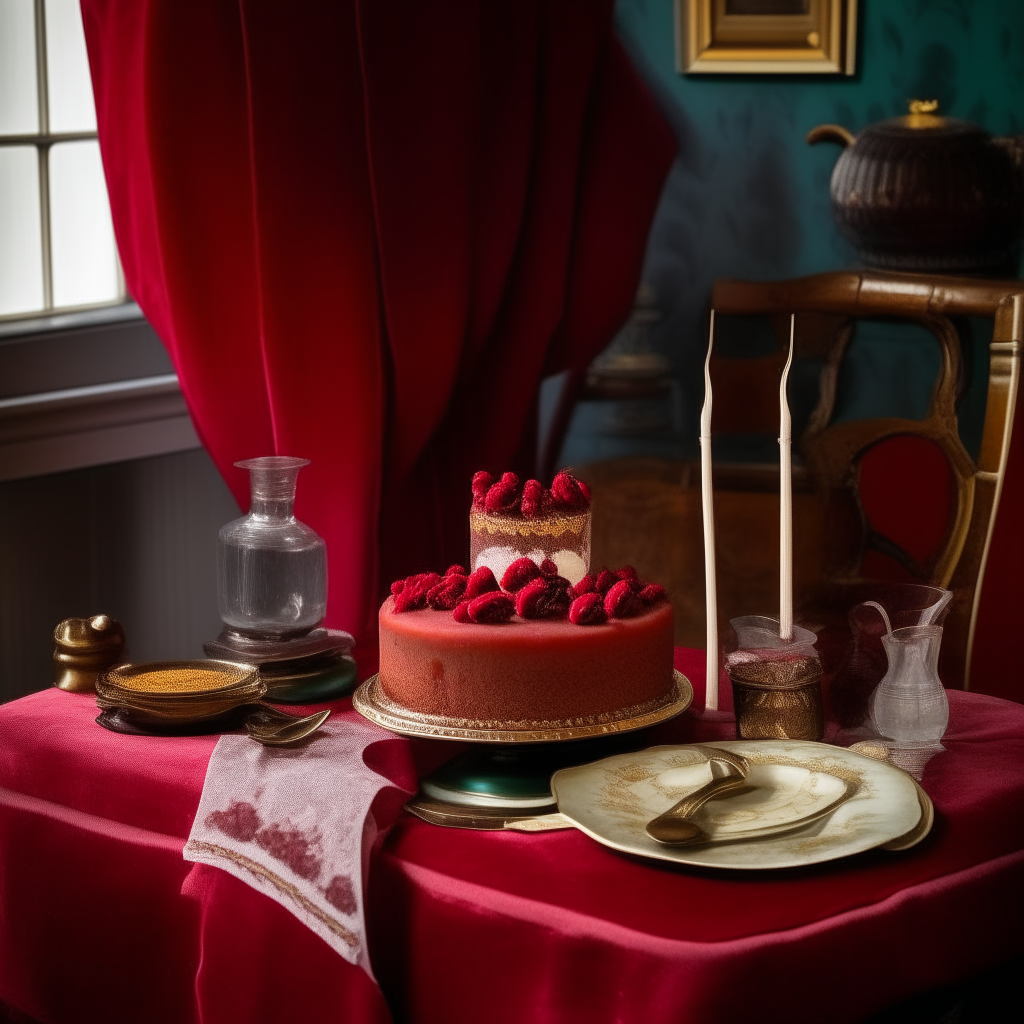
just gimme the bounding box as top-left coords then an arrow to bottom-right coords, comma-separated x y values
701,310 -> 719,709
779,314 -> 796,642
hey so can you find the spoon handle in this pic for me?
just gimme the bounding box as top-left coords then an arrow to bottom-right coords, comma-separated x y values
655,770 -> 745,822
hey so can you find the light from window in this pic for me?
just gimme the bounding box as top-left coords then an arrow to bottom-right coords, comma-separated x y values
0,0 -> 123,319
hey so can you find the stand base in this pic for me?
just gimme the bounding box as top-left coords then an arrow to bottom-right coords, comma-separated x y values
203,627 -> 357,704
410,732 -> 648,829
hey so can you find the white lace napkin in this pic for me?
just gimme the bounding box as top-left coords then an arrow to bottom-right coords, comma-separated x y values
184,715 -> 413,976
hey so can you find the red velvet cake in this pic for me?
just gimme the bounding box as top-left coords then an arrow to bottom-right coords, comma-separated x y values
378,597 -> 675,727
356,470 -> 688,739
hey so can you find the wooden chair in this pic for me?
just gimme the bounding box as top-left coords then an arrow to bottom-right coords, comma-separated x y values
579,270 -> 1022,690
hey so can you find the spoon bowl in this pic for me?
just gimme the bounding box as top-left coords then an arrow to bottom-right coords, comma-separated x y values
243,704 -> 331,746
645,748 -> 749,846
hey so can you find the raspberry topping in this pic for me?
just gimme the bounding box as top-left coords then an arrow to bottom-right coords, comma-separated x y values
464,566 -> 500,600
427,575 -> 468,610
471,471 -> 493,511
521,479 -> 543,519
569,592 -> 607,625
639,583 -> 667,606
567,574 -> 596,600
471,468 -> 590,518
393,553 -> 662,625
484,472 -> 520,514
549,469 -> 590,511
501,557 -> 543,593
515,576 -> 571,619
604,579 -> 644,619
393,572 -> 442,612
467,591 -> 515,624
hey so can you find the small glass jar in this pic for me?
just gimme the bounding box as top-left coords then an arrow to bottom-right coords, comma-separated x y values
217,457 -> 327,638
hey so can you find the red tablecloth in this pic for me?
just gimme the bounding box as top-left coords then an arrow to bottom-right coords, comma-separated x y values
2,649 -> 1022,1024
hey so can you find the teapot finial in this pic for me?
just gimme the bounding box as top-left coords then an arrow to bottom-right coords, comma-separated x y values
907,99 -> 942,129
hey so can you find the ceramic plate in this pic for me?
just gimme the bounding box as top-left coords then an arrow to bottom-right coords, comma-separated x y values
551,740 -> 924,870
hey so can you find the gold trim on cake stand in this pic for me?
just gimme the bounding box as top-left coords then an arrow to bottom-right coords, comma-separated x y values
352,670 -> 693,744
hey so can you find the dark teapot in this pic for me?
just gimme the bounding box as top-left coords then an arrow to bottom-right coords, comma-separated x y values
808,100 -> 1023,276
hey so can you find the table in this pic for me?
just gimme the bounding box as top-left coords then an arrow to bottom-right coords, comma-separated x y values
2,649 -> 1022,1024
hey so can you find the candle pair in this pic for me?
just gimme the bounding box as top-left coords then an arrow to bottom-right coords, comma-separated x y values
701,312 -> 796,711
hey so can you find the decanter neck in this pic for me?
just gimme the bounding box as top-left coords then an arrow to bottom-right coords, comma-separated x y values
235,456 -> 310,521
249,497 -> 296,521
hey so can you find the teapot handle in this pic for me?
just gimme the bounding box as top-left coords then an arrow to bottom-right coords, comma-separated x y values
806,124 -> 855,147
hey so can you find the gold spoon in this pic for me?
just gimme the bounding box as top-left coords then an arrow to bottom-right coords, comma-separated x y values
242,704 -> 331,746
645,749 -> 750,846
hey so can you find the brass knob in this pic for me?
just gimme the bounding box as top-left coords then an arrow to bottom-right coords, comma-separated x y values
53,615 -> 127,693
907,99 -> 942,129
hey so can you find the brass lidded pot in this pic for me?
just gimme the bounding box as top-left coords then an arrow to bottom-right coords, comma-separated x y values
808,100 -> 1024,275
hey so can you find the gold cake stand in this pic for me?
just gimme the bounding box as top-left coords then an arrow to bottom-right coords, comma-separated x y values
353,670 -> 692,744
354,670 -> 692,829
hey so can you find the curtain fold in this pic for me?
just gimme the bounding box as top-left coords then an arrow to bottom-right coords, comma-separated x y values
80,0 -> 675,667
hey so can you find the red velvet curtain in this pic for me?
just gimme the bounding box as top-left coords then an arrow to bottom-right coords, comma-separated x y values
80,0 -> 675,668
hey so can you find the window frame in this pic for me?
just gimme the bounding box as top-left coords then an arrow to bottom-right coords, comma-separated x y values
0,0 -> 127,323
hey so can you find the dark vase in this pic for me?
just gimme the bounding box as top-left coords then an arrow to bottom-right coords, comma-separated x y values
808,102 -> 1024,276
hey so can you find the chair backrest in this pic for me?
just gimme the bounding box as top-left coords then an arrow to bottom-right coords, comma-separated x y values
710,271 -> 1023,689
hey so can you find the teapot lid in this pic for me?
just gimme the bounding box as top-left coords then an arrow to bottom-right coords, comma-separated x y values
865,99 -> 988,140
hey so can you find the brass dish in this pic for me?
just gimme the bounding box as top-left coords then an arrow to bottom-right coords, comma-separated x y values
95,659 -> 330,745
353,670 -> 692,743
96,659 -> 265,726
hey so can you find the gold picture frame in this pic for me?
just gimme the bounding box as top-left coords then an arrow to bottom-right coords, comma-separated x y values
676,0 -> 857,75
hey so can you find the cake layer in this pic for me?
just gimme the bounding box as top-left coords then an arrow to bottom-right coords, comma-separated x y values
378,597 -> 674,724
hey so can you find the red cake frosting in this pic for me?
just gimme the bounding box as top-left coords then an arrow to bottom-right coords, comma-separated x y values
378,596 -> 675,725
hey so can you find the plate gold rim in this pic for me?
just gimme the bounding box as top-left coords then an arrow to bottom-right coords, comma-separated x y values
352,670 -> 693,744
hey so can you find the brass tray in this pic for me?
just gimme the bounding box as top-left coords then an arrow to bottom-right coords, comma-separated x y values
352,670 -> 692,743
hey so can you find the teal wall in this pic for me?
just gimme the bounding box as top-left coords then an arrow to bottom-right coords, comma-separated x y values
564,0 -> 1024,464
618,0 -> 1023,281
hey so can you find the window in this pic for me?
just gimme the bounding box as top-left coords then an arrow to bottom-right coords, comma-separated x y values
0,0 -> 124,320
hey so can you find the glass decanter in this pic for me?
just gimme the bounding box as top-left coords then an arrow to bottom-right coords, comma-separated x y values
869,624 -> 948,747
217,457 -> 327,638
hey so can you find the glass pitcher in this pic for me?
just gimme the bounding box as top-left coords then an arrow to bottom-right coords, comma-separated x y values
870,624 -> 948,747
217,457 -> 327,638
833,584 -> 952,729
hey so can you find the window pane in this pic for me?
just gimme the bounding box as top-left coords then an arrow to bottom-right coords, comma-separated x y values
45,0 -> 97,133
50,140 -> 119,307
0,0 -> 39,134
0,146 -> 44,315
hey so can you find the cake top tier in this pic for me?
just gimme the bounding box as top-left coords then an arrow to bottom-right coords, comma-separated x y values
471,469 -> 590,519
